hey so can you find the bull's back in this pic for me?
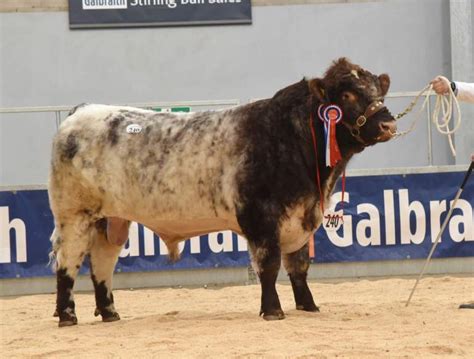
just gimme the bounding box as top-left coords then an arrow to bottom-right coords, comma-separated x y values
49,104 -> 243,223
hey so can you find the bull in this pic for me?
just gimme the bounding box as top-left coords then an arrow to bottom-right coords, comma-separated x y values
49,58 -> 396,327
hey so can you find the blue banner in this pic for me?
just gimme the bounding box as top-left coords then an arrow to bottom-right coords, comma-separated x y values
0,170 -> 472,278
316,171 -> 473,262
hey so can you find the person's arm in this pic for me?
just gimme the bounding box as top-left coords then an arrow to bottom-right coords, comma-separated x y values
430,76 -> 474,104
455,82 -> 474,103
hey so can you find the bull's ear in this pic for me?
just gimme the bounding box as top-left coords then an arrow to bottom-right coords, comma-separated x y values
379,74 -> 390,96
308,78 -> 326,102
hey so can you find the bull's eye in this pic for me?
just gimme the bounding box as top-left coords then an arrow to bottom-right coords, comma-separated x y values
341,91 -> 357,102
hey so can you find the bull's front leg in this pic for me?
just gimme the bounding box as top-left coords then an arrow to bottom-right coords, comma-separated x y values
282,242 -> 319,312
248,239 -> 284,320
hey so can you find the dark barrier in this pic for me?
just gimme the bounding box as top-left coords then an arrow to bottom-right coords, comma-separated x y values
69,0 -> 252,29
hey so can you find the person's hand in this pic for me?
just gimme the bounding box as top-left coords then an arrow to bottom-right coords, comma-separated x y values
430,76 -> 451,95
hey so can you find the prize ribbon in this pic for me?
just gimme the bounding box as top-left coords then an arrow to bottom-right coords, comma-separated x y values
317,104 -> 343,167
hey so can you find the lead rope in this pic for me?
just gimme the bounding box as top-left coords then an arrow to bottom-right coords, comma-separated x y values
394,84 -> 462,157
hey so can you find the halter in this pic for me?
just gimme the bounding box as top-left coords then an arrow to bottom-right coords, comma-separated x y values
340,100 -> 386,145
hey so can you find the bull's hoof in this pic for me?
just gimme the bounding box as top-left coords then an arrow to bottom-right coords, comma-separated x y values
102,312 -> 121,322
260,309 -> 285,321
296,303 -> 320,312
58,314 -> 78,327
58,319 -> 78,327
53,309 -> 59,317
95,308 -> 120,322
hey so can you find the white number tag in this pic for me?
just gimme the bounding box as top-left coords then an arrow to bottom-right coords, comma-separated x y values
323,209 -> 344,232
126,124 -> 142,134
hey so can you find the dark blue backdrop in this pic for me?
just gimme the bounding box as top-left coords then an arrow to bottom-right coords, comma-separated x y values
1,170 -> 472,278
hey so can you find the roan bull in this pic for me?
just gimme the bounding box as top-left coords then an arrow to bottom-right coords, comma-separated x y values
49,58 -> 396,327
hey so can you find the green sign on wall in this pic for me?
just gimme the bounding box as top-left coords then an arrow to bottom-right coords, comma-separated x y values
152,107 -> 191,113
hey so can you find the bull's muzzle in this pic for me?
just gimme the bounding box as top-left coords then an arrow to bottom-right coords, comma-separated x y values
377,120 -> 397,142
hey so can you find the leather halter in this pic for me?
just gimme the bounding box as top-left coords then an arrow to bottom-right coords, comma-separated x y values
341,100 -> 386,145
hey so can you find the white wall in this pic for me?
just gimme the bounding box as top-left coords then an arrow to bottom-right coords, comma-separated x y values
1,0 -> 466,186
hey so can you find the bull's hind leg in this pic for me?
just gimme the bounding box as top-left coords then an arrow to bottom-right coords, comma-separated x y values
282,243 -> 319,312
89,218 -> 124,322
52,216 -> 95,327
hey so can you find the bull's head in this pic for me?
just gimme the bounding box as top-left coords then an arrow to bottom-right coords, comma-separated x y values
309,58 -> 397,147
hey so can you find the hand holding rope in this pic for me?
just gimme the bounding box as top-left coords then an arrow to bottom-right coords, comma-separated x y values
394,83 -> 462,157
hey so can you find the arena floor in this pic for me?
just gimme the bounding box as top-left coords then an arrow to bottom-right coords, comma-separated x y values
1,276 -> 473,358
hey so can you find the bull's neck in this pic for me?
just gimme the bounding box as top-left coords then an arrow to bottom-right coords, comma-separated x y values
290,94 -> 355,192
257,79 -> 357,197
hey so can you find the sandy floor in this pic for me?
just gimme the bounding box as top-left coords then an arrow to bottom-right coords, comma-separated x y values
1,276 -> 473,358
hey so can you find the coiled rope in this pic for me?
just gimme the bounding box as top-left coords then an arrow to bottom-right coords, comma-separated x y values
393,82 -> 462,157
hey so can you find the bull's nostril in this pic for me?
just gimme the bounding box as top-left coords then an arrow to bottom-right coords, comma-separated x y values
380,122 -> 396,133
378,122 -> 397,138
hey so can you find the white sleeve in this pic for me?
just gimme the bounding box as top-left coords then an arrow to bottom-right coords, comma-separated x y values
455,82 -> 474,103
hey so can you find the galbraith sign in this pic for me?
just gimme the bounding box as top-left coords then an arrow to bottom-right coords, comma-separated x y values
69,0 -> 252,29
1,170 -> 472,279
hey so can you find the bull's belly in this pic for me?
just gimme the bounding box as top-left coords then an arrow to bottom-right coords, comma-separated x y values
138,213 -> 314,254
103,194 -> 321,253
142,218 -> 243,242
102,197 -> 243,242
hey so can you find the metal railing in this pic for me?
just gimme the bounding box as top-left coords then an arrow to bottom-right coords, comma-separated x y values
0,92 -> 438,154
0,92 -> 447,189
0,99 -> 241,131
